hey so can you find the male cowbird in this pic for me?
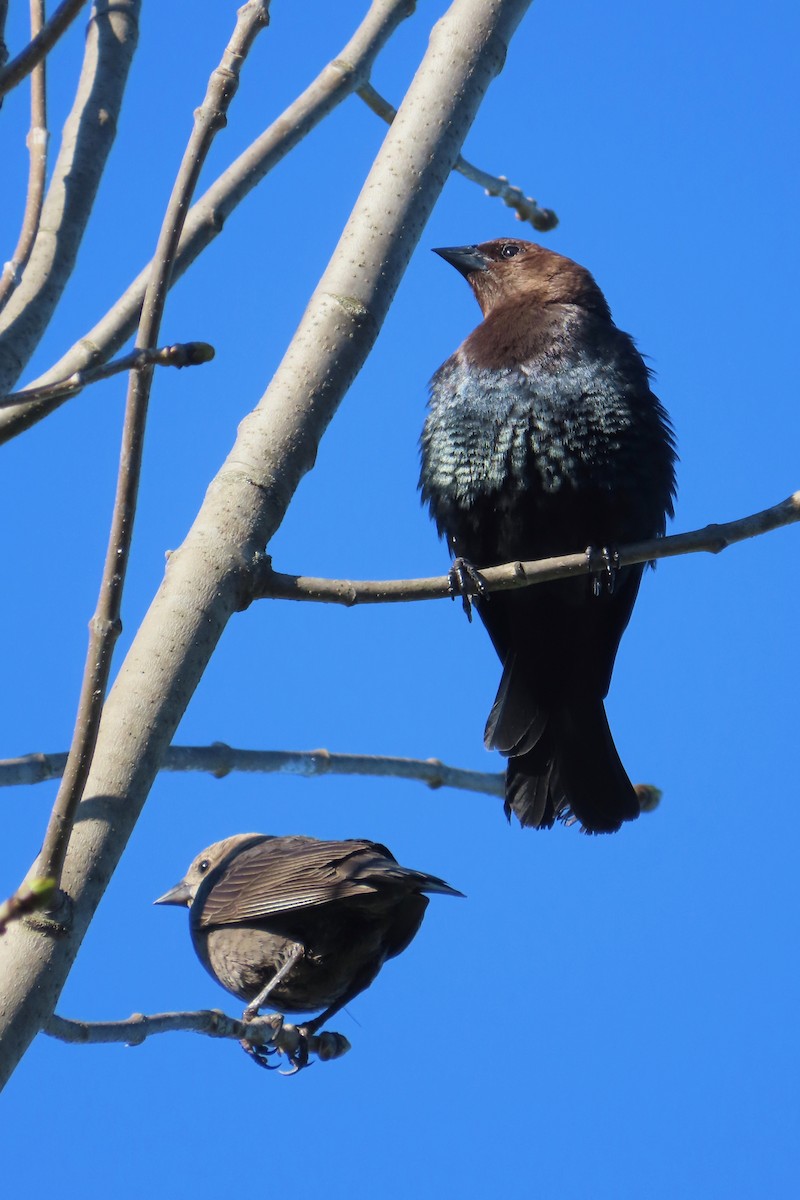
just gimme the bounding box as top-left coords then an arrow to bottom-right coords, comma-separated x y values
155,834 -> 462,1062
420,239 -> 676,833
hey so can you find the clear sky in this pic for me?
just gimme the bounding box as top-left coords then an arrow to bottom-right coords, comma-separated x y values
1,2 -> 799,1198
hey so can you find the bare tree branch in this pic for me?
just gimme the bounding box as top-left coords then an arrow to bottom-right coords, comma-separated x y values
0,745 -> 506,796
0,0 -> 140,397
0,0 -> 534,1088
0,0 -> 413,442
45,1011 -> 350,1064
0,341 -> 213,407
38,1 -> 271,889
0,0 -> 88,99
357,81 -> 558,231
252,491 -> 800,606
0,0 -> 49,312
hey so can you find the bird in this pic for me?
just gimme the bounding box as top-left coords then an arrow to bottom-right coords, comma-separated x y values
155,833 -> 463,1066
419,238 -> 676,834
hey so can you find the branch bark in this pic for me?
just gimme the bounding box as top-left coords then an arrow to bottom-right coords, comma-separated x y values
0,0 -> 533,1091
0,0 -> 140,395
0,744 -> 506,797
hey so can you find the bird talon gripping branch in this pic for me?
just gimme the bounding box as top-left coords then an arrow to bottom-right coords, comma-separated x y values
448,556 -> 488,621
420,239 -> 676,833
588,546 -> 620,598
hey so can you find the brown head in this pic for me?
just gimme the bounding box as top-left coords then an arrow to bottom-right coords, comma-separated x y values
433,239 -> 611,320
153,833 -> 266,908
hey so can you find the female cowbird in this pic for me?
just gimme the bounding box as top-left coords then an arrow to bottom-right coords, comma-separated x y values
420,239 -> 676,834
155,834 -> 462,1060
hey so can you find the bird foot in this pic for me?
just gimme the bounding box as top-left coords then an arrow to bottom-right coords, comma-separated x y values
587,546 -> 620,597
239,1010 -> 286,1069
239,1015 -> 351,1075
448,556 -> 488,621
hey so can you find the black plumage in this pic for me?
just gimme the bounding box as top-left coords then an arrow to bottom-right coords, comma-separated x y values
419,239 -> 676,833
155,833 -> 462,1048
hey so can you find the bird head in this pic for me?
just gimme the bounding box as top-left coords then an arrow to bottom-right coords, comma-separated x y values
433,239 -> 611,319
154,833 -> 267,908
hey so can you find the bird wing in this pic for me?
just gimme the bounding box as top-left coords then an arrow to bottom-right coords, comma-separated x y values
197,838 -> 461,927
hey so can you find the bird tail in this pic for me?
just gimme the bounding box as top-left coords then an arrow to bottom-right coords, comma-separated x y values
484,650 -> 547,755
361,855 -> 465,899
393,868 -> 465,899
506,699 -> 640,833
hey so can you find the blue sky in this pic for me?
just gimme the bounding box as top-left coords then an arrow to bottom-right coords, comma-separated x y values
1,2 -> 799,1197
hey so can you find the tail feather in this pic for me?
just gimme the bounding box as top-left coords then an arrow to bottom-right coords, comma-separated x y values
505,742 -> 565,829
484,652 -> 548,756
502,698 -> 640,834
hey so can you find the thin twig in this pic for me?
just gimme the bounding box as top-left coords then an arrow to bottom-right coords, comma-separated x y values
0,878 -> 56,935
44,1010 -> 350,1064
37,1 -> 271,889
357,81 -> 558,231
0,0 -> 414,441
0,0 -> 88,98
252,491 -> 800,606
0,0 -> 49,311
1,341 -> 214,407
0,745 -> 506,795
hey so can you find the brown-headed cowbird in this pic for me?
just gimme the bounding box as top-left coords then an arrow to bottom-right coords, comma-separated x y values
419,239 -> 676,834
155,834 -> 462,1062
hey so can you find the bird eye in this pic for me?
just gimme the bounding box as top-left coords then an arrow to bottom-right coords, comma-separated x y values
500,243 -> 521,259
198,859 -> 210,874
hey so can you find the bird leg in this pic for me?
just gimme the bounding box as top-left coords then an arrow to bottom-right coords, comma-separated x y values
448,556 -> 488,621
242,942 -> 304,1021
587,546 -> 620,597
239,943 -> 305,1069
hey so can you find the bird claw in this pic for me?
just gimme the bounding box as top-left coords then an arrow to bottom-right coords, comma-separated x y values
277,1025 -> 313,1075
240,1036 -> 283,1070
587,546 -> 619,597
448,556 -> 488,621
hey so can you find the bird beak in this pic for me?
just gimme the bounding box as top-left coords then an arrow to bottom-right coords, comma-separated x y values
433,245 -> 489,277
153,880 -> 192,907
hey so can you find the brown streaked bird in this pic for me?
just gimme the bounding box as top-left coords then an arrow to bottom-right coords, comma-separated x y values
155,833 -> 463,1065
419,239 -> 676,833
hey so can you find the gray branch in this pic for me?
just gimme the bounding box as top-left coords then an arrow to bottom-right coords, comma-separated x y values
253,491 -> 800,606
0,745 -> 506,796
0,0 -> 140,396
45,1011 -> 350,1065
36,0 -> 271,890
